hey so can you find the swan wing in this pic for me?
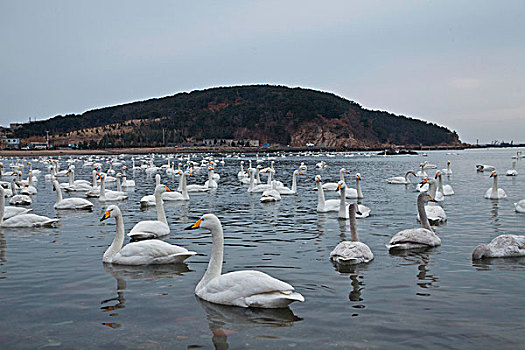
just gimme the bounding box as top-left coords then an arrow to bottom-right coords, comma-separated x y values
3,206 -> 32,219
55,198 -> 93,209
120,240 -> 186,256
486,235 -> 525,257
322,183 -> 339,191
388,228 -> 441,249
162,192 -> 184,200
128,220 -> 170,238
330,241 -> 374,264
2,213 -> 58,227
199,270 -> 303,308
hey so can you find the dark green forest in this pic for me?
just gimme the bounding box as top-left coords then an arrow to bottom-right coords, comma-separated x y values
15,85 -> 460,148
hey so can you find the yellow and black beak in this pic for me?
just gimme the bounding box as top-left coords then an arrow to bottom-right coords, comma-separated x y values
428,195 -> 437,203
420,178 -> 428,185
185,218 -> 202,230
100,210 -> 112,222
490,171 -> 495,178
299,171 -> 303,175
164,186 -> 172,192
337,183 -> 342,190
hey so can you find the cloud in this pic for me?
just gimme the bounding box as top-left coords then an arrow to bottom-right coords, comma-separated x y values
449,78 -> 482,89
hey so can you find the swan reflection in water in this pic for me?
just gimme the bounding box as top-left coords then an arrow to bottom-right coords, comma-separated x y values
472,256 -> 525,271
100,263 -> 192,329
491,201 -> 499,219
197,297 -> 302,350
389,250 -> 439,297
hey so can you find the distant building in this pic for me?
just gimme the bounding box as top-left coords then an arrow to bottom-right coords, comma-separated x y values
2,137 -> 20,149
29,142 -> 48,150
202,139 -> 259,146
9,123 -> 23,130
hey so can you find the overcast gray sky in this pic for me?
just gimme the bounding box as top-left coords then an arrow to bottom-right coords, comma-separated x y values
1,1 -> 524,144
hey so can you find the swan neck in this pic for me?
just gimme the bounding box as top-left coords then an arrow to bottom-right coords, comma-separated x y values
339,170 -> 345,182
356,178 -> 363,198
418,195 -> 433,231
0,188 -> 5,223
28,171 -> 33,186
54,182 -> 63,203
116,177 -> 122,192
100,176 -> 106,200
316,181 -> 325,210
68,170 -> 74,185
256,168 -> 261,185
429,179 -> 437,198
248,170 -> 255,191
92,171 -> 97,187
492,175 -> 498,193
438,176 -> 444,192
155,188 -> 167,225
291,171 -> 298,192
181,173 -> 189,200
339,186 -> 346,217
103,210 -> 125,262
349,206 -> 359,242
198,223 -> 224,289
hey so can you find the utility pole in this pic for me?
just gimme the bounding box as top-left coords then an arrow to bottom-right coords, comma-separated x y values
46,131 -> 49,149
162,128 -> 165,146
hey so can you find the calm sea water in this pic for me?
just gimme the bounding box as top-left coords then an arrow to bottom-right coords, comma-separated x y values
0,148 -> 524,349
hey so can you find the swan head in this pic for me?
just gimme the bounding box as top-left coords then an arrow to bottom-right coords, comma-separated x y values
340,168 -> 349,174
337,181 -> 346,190
490,171 -> 497,178
100,205 -> 119,221
447,160 -> 451,165
418,192 -> 437,204
420,178 -> 428,185
434,171 -> 441,179
472,244 -> 489,260
185,213 -> 220,231
155,185 -> 171,193
315,175 -> 322,183
355,173 -> 361,180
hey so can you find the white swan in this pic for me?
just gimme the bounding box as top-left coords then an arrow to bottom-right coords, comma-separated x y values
416,163 -> 428,177
387,193 -> 441,251
484,171 -> 507,199
101,205 -> 196,265
435,171 -> 454,196
515,199 -> 525,213
472,235 -> 525,260
0,186 -> 57,227
239,160 -> 251,183
247,168 -> 271,193
162,172 -> 190,201
506,161 -> 518,176
185,172 -> 210,193
330,203 -> 374,266
260,181 -> 281,202
418,178 -> 446,224
9,179 -> 32,205
99,174 -> 128,202
204,167 -> 218,189
18,171 -> 38,195
52,180 -> 93,210
337,181 -> 371,219
321,168 -> 349,191
386,170 -> 417,184
276,170 -> 301,195
129,185 -> 172,240
315,176 -> 342,214
442,160 -> 453,175
120,168 -> 135,187
185,214 -> 304,308
341,173 -> 363,199
476,164 -> 495,172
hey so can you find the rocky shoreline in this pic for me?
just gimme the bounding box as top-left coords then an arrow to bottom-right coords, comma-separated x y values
0,144 -> 482,157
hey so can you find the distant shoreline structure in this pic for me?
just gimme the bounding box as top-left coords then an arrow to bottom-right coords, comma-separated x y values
1,143 -> 523,157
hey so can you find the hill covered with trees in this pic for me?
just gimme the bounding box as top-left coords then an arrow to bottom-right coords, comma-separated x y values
15,85 -> 460,148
